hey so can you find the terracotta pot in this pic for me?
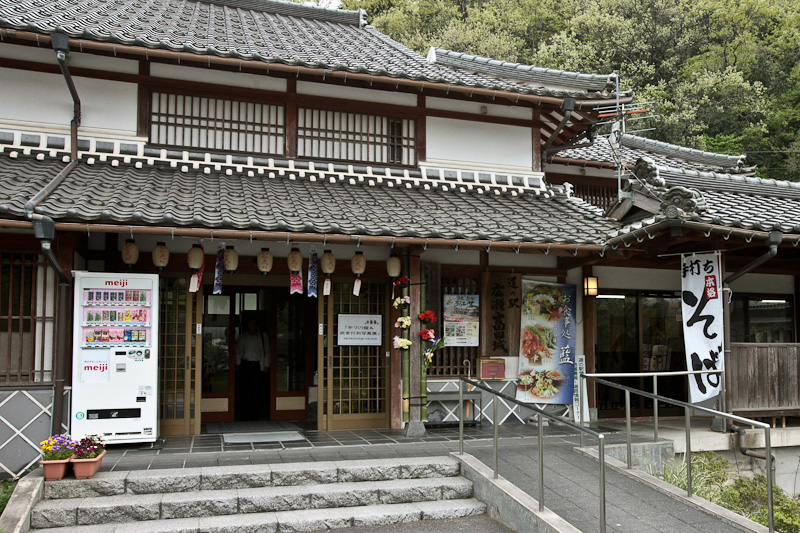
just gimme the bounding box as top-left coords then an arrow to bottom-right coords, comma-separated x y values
71,450 -> 106,480
40,458 -> 72,481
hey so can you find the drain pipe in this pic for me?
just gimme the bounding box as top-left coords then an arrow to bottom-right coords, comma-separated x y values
729,424 -> 776,464
51,33 -> 81,161
718,231 -> 783,419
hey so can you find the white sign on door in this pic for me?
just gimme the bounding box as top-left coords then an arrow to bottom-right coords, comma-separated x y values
337,314 -> 383,346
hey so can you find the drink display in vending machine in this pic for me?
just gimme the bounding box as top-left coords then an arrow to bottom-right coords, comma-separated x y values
71,272 -> 159,444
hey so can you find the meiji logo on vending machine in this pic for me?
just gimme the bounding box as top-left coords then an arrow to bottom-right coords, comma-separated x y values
105,280 -> 129,288
82,357 -> 111,383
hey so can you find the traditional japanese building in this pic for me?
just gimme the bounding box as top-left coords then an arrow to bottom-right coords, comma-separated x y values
0,0 -> 797,478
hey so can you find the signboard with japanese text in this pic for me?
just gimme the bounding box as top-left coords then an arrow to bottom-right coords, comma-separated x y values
681,252 -> 724,403
443,294 -> 480,346
479,273 -> 521,357
516,281 -> 576,404
337,314 -> 383,346
81,353 -> 111,384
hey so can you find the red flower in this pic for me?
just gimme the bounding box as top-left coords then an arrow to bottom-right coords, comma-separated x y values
394,276 -> 409,286
420,328 -> 435,340
419,310 -> 437,323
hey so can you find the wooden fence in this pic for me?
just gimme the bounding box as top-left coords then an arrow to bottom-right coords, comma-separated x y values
729,343 -> 800,417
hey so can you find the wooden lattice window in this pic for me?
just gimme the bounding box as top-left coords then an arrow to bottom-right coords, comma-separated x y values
150,91 -> 285,155
298,108 -> 416,166
0,253 -> 57,384
429,277 -> 479,377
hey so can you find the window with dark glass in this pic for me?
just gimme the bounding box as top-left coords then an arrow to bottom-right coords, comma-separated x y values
730,296 -> 794,343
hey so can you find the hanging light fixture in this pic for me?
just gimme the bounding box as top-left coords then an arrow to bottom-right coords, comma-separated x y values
256,248 -> 273,276
151,242 -> 169,270
320,249 -> 336,296
187,244 -> 204,272
223,245 -> 239,274
351,251 -> 366,296
121,239 -> 139,268
583,276 -> 599,297
386,254 -> 401,281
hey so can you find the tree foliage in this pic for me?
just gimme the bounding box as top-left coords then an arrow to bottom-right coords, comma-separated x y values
342,0 -> 800,180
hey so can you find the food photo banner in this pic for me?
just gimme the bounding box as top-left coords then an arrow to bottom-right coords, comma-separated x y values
443,294 -> 479,346
516,281 -> 576,404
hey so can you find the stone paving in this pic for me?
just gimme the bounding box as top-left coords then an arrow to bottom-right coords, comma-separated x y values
95,424 -> 739,532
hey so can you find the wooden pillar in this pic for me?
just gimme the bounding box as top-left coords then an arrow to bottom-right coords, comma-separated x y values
416,94 -> 426,164
405,246 -> 426,436
794,275 -> 800,342
285,79 -> 298,158
582,265 -> 596,409
532,109 -> 542,173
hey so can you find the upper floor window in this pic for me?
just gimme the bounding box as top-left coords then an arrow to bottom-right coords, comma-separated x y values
150,91 -> 285,155
298,108 -> 416,166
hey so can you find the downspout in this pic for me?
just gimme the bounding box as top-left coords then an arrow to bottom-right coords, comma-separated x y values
720,231 -> 782,417
51,33 -> 81,161
729,424 -> 776,464
20,33 -> 83,435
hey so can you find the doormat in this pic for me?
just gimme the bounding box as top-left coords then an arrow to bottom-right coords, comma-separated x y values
207,421 -> 302,434
223,431 -> 306,444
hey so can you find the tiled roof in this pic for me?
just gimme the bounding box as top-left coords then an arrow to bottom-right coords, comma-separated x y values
0,132 -> 619,245
428,49 -> 620,94
0,0 -> 620,100
554,135 -> 752,174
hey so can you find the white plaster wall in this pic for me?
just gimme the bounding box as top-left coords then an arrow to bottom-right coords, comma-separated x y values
488,252 -> 557,269
297,81 -> 416,107
426,117 -> 532,170
0,68 -> 138,135
728,273 -> 794,295
594,266 -> 795,296
150,63 -> 287,92
0,43 -> 139,74
420,249 -> 480,265
425,96 -> 532,121
594,266 -> 681,292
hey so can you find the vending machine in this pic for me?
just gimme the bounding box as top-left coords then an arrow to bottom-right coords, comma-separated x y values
71,272 -> 159,444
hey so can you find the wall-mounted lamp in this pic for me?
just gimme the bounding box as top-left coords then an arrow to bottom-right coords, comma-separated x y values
583,276 -> 598,297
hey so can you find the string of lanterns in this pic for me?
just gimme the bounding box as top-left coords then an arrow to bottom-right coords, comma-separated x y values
121,241 -> 401,291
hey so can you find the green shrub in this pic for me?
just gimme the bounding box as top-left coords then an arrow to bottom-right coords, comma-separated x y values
0,480 -> 15,516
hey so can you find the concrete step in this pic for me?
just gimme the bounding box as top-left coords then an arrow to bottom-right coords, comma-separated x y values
32,498 -> 486,532
43,456 -> 461,499
31,476 -> 475,529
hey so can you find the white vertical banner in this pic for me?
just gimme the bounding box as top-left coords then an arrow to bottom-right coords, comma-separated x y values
681,252 -> 724,403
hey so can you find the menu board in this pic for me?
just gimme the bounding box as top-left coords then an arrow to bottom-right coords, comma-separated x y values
80,288 -> 153,347
443,294 -> 479,346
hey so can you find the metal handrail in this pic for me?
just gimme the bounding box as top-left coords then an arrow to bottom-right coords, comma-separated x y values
458,377 -> 608,533
582,373 -> 774,533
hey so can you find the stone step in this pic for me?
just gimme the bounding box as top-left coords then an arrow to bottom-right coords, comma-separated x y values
32,498 -> 487,532
43,456 -> 461,500
32,476 -> 474,529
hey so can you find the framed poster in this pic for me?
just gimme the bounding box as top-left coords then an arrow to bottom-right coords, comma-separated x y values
516,281 -> 576,404
443,294 -> 479,346
337,314 -> 383,346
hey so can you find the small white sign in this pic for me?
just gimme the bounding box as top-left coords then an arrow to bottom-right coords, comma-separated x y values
82,354 -> 111,384
337,314 -> 382,346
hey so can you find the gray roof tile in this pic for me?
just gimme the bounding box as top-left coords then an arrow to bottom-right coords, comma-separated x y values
0,0 -> 620,99
0,149 -> 619,244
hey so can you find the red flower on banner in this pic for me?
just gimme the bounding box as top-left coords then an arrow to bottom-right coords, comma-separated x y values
420,328 -> 435,340
418,310 -> 437,323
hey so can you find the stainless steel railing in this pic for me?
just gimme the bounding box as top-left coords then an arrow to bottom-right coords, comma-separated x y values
457,377 -> 609,533
582,372 -> 774,533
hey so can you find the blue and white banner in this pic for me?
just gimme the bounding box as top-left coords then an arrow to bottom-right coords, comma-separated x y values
681,252 -> 724,403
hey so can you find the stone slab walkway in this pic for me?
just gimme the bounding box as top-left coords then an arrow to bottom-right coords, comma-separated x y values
86,424 -> 744,532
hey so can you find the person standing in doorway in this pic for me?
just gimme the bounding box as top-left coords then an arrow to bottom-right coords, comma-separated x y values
235,317 -> 270,421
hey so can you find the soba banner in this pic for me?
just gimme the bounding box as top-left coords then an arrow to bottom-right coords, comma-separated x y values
516,280 -> 576,404
681,252 -> 724,403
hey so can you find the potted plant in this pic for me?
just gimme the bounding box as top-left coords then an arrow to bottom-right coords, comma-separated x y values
39,434 -> 76,481
71,434 -> 106,480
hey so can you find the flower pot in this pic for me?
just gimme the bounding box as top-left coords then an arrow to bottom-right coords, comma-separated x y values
71,450 -> 106,480
40,458 -> 72,481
